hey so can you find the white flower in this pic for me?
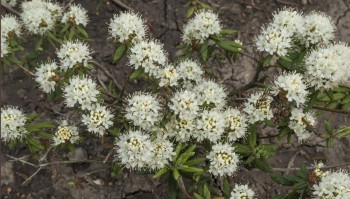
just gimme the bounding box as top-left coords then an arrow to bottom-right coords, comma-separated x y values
34,62 -> 59,93
224,108 -> 248,142
1,14 -> 22,38
156,65 -> 179,87
298,12 -> 335,47
63,75 -> 99,110
194,109 -> 225,143
57,40 -> 92,71
304,45 -> 348,91
61,4 -> 88,26
148,136 -> 175,170
256,25 -> 292,56
311,162 -> 329,179
330,43 -> 350,86
128,40 -> 168,76
1,37 -> 9,57
115,130 -> 153,170
52,120 -> 79,146
45,1 -> 63,20
1,106 -> 29,142
125,92 -> 162,131
230,184 -> 255,199
176,59 -> 204,88
271,72 -> 308,107
312,170 -> 350,199
182,10 -> 222,44
243,92 -> 273,124
21,6 -> 54,35
288,108 -> 316,141
271,8 -> 304,36
169,90 -> 199,120
207,143 -> 239,176
165,115 -> 196,142
82,104 -> 113,136
194,79 -> 227,110
1,0 -> 17,7
21,0 -> 62,21
109,11 -> 146,43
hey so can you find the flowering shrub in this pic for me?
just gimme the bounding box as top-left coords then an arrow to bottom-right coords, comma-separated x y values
1,1 -> 350,198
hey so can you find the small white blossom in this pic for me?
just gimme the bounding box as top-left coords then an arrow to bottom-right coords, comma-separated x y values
311,162 -> 329,179
230,184 -> 255,199
63,76 -> 99,110
271,72 -> 308,107
288,108 -> 316,141
298,12 -> 335,47
109,11 -> 146,43
128,40 -> 168,76
82,104 -> 113,136
256,25 -> 292,56
52,120 -> 79,146
312,170 -> 350,199
1,14 -> 22,38
61,4 -> 88,26
21,6 -> 54,35
125,92 -> 162,131
165,115 -> 196,142
1,0 -> 17,7
176,59 -> 204,88
156,65 -> 179,87
194,109 -> 225,143
21,0 -> 62,21
243,92 -> 273,124
57,40 -> 92,71
148,136 -> 175,170
115,130 -> 153,170
1,37 -> 9,57
169,90 -> 199,120
271,8 -> 304,35
194,79 -> 227,110
34,62 -> 59,93
182,10 -> 222,44
224,108 -> 248,142
45,1 -> 63,20
207,143 -> 239,176
304,45 -> 348,90
1,106 -> 29,142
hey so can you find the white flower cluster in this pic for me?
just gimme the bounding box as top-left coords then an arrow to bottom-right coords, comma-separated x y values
128,40 -> 167,76
1,0 -> 17,7
156,65 -> 179,87
176,59 -> 204,88
230,184 -> 255,199
169,90 -> 199,119
115,130 -> 174,170
312,162 -> 329,179
304,43 -> 350,90
165,115 -> 196,142
271,72 -> 308,107
1,36 -> 9,57
21,0 -> 62,35
1,14 -> 22,38
224,108 -> 248,142
34,62 -> 59,93
256,8 -> 335,55
207,143 -> 239,176
288,108 -> 316,141
82,104 -> 113,136
182,10 -> 222,44
243,92 -> 273,124
312,170 -> 350,199
63,75 -> 99,110
52,120 -> 79,146
57,40 -> 92,71
195,109 -> 225,142
125,92 -> 162,131
109,12 -> 146,43
61,4 -> 88,26
1,106 -> 28,142
195,79 -> 227,110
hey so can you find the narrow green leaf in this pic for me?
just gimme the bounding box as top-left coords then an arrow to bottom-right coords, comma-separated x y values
270,173 -> 294,186
26,122 -> 56,132
35,37 -> 43,51
113,44 -> 127,63
287,191 -> 300,199
278,128 -> 290,140
341,102 -> 350,110
271,194 -> 287,199
323,120 -> 333,133
254,158 -> 272,173
194,193 -> 204,199
76,25 -> 89,38
179,165 -> 203,173
173,169 -> 180,180
220,29 -> 237,35
129,68 -> 144,79
333,86 -> 350,93
247,129 -> 257,147
292,181 -> 309,190
262,54 -> 273,67
325,90 -> 334,101
199,2 -> 211,9
232,143 -> 251,155
187,6 -> 195,18
341,95 -> 350,104
332,93 -> 346,101
8,56 -> 21,64
37,131 -> 54,139
203,184 -> 211,199
216,40 -> 242,53
60,23 -> 70,34
153,167 -> 169,178
46,31 -> 61,43
185,158 -> 206,166
69,28 -> 75,40
198,40 -> 209,63
223,177 -> 231,198
26,113 -> 40,124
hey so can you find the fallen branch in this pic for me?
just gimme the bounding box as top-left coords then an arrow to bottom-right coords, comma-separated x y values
111,0 -> 133,11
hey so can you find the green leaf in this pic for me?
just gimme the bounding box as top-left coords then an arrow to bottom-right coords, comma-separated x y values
26,122 -> 56,132
203,184 -> 211,199
35,37 -> 43,51
247,127 -> 257,147
46,31 -> 61,43
113,44 -> 127,63
254,158 -> 272,173
332,93 -> 346,101
216,40 -> 242,53
283,174 -> 302,183
341,95 -> 350,104
172,169 -> 180,180
333,86 -> 350,92
36,131 -> 53,139
220,29 -> 237,36
185,158 -> 206,166
8,56 -> 22,64
153,167 -> 169,178
278,128 -> 290,140
187,6 -> 195,18
323,120 -> 333,133
342,102 -> 350,110
272,194 -> 287,199
194,193 -> 204,199
325,90 -> 334,101
69,28 -> 75,40
244,156 -> 255,164
198,40 -> 209,63
179,165 -> 203,173
265,119 -> 274,127
304,89 -> 318,112
199,2 -> 211,9
223,177 -> 231,198
262,54 -> 273,67
67,143 -> 75,153
26,113 -> 40,124
60,23 -> 70,34
26,135 -> 45,151
129,68 -> 144,79
270,173 -> 294,186
292,181 -> 309,190
76,25 -> 88,38
232,143 -> 251,155
287,191 -> 300,199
